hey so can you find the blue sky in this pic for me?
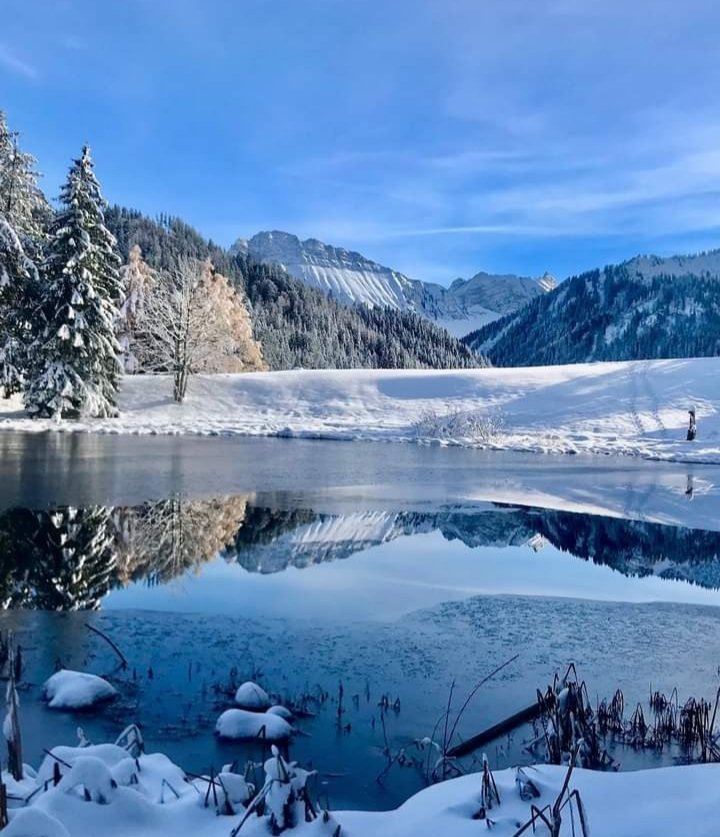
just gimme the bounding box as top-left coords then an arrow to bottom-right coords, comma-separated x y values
3,0 -> 720,284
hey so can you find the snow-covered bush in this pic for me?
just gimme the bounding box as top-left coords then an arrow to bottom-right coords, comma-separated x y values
248,746 -> 318,834
43,670 -> 117,710
211,771 -> 255,815
414,405 -> 504,444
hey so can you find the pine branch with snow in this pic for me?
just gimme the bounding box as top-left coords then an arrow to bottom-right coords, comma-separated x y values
0,110 -> 51,251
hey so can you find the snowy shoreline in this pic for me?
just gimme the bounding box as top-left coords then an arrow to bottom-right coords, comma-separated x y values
1,358 -> 719,464
4,746 -> 719,837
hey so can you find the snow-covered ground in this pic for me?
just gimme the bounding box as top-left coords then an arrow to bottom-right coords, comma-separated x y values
1,358 -> 719,463
4,745 -> 719,837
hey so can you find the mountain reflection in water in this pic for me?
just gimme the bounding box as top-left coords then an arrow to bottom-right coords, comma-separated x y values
1,495 -> 720,611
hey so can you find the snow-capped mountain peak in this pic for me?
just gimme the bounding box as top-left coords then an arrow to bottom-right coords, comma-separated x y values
232,230 -> 553,337
232,230 -> 438,311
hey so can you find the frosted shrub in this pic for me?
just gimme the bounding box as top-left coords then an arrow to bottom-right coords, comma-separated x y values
215,771 -> 254,815
230,745 -> 324,835
414,406 -> 503,444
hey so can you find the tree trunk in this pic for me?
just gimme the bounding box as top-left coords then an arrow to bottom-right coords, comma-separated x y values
0,781 -> 8,829
6,646 -> 23,782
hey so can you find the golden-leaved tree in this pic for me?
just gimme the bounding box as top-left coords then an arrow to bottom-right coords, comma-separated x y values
133,256 -> 266,401
200,269 -> 266,373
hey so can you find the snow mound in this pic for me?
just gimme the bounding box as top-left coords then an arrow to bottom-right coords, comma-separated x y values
2,809 -> 70,837
5,732 -> 720,837
266,704 -> 293,720
43,670 -> 117,710
234,681 -> 271,710
38,744 -> 129,784
215,708 -> 293,741
56,755 -> 115,803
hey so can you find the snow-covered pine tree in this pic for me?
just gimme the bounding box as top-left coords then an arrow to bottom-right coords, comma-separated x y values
0,111 -> 51,249
0,219 -> 39,396
24,146 -> 123,419
0,112 -> 49,395
116,244 -> 154,372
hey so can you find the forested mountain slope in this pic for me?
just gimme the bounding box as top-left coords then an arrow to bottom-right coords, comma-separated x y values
465,253 -> 720,365
106,208 -> 484,371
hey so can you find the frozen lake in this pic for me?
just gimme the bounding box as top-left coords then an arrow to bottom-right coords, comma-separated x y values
2,433 -> 720,809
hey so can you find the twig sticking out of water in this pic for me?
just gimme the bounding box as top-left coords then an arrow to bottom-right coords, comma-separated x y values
418,654 -> 520,784
512,748 -> 590,837
0,631 -> 9,675
84,622 -> 128,670
473,754 -> 501,822
336,681 -> 344,728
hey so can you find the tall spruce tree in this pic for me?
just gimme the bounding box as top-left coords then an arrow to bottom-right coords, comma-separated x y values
24,146 -> 123,419
0,111 -> 51,248
0,112 -> 49,395
0,219 -> 39,395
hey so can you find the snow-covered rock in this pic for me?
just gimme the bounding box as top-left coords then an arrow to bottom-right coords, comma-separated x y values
234,681 -> 271,710
215,708 -> 293,741
233,230 -> 552,336
43,670 -> 117,710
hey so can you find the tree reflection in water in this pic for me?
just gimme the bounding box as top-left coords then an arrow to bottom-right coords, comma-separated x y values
1,496 -> 720,611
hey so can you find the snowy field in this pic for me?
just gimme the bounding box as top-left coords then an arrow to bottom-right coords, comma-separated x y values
4,747 -> 719,837
0,357 -> 719,463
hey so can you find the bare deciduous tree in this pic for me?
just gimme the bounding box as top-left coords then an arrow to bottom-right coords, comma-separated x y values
135,256 -> 264,402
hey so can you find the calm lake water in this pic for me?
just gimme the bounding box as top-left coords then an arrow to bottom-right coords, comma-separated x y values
2,433 -> 720,809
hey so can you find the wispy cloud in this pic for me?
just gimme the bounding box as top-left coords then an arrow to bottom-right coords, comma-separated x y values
6,0 -> 720,282
61,35 -> 88,52
274,96 -> 720,253
0,43 -> 38,79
